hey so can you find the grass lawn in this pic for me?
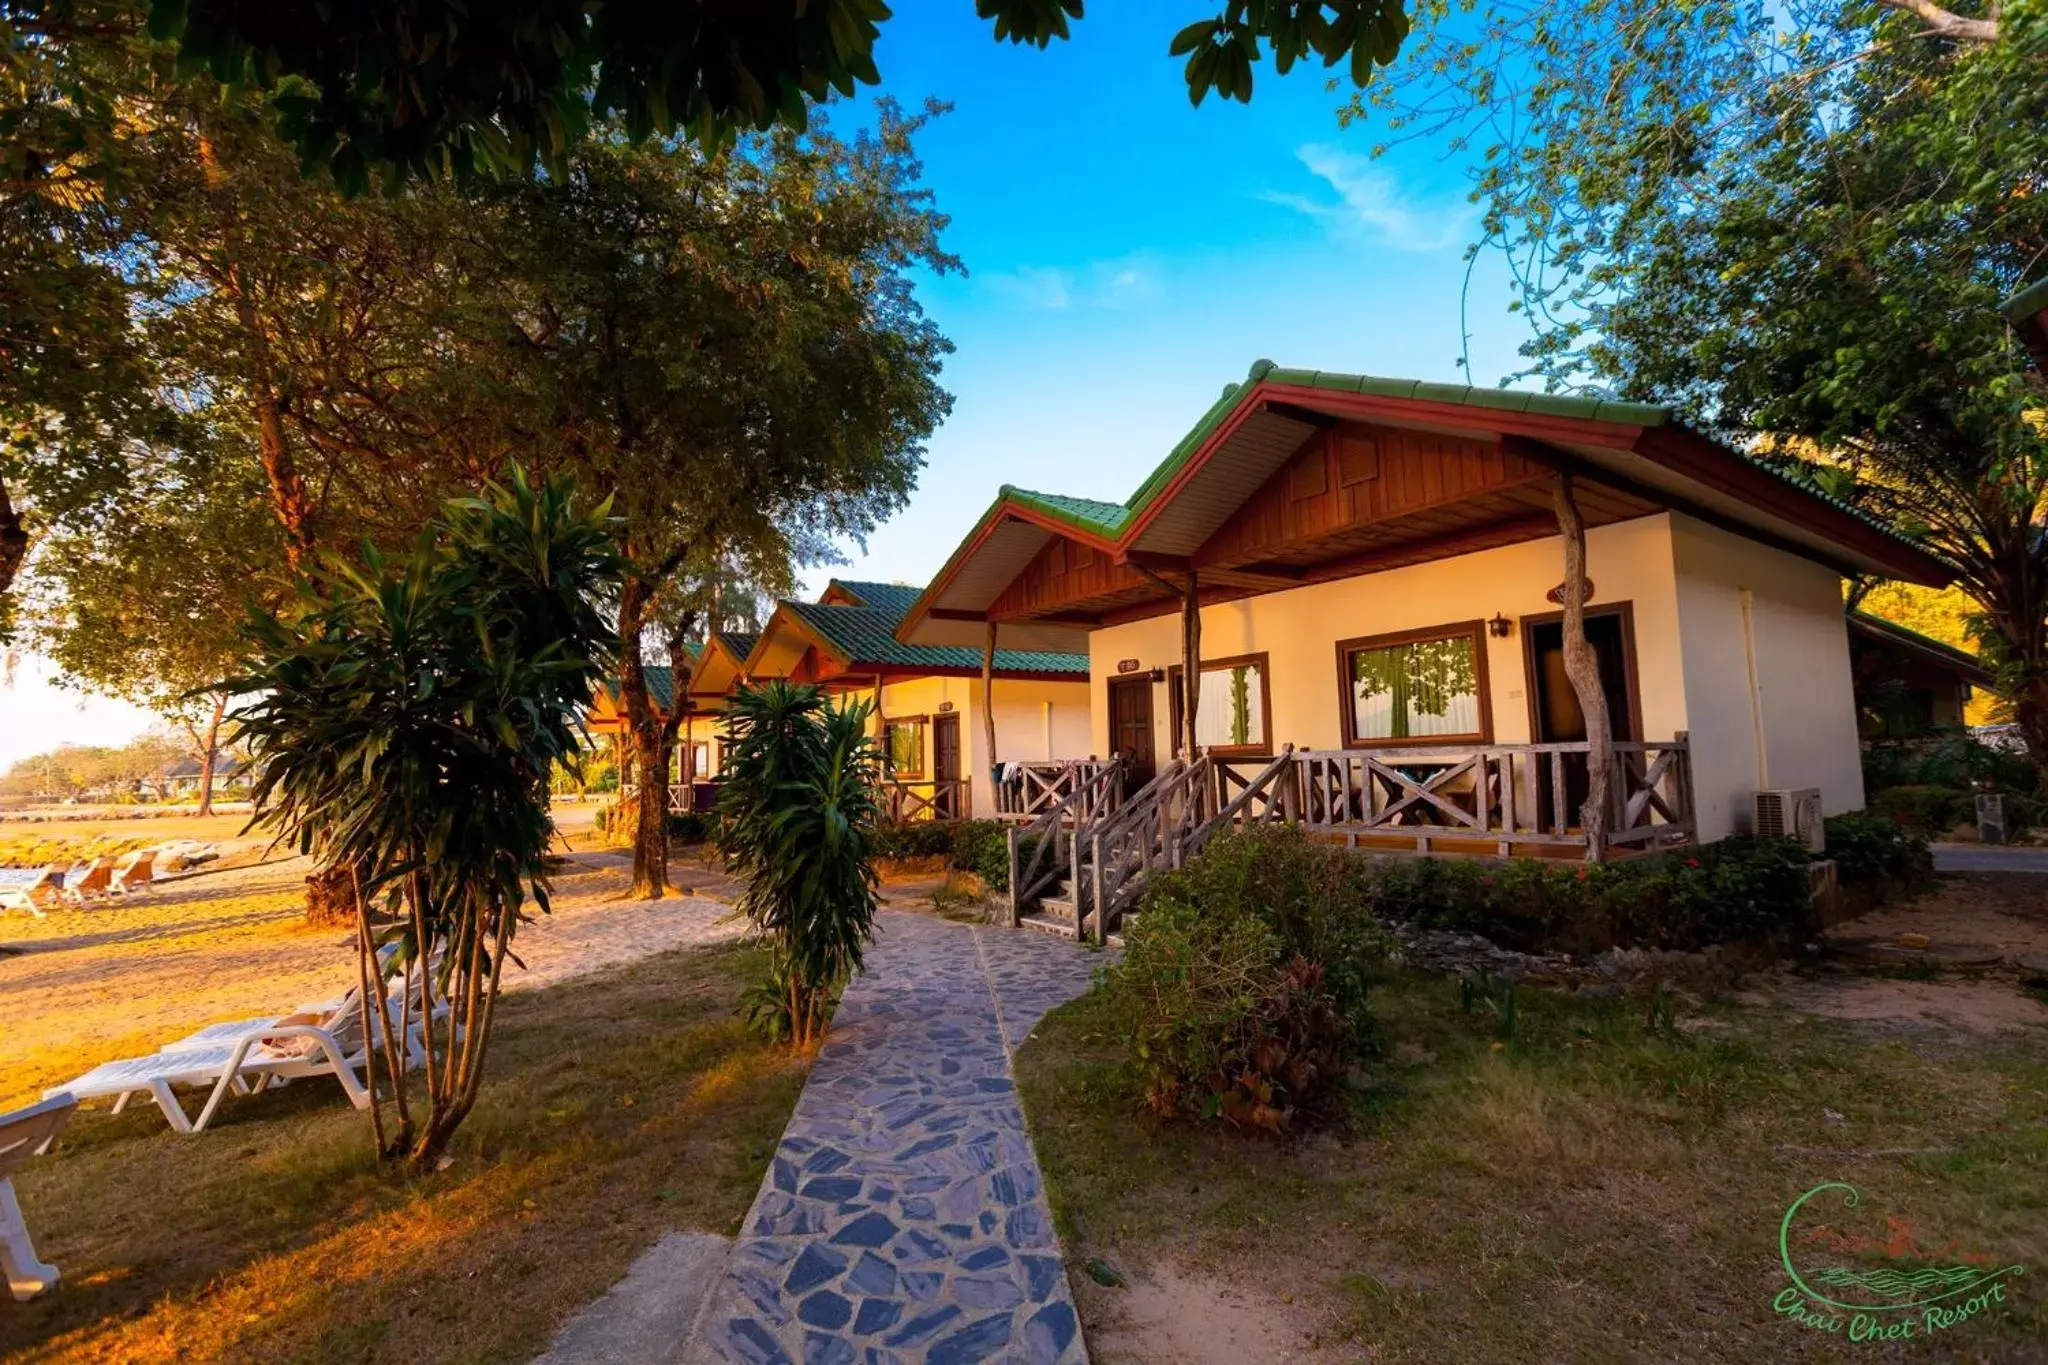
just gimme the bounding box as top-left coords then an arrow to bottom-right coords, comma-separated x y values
5,941 -> 805,1364
1017,971 -> 2048,1362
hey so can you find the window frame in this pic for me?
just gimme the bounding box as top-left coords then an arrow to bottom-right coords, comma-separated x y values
1334,621 -> 1494,749
1167,651 -> 1275,759
882,715 -> 929,779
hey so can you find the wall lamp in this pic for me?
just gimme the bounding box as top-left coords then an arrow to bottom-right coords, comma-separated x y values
1488,613 -> 1514,638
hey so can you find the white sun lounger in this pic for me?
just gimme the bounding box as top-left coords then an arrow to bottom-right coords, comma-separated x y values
109,849 -> 156,896
0,862 -> 71,917
47,1021 -> 379,1136
61,857 -> 116,906
2,1094 -> 76,1301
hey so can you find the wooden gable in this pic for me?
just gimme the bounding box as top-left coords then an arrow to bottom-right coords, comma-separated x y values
1194,422 -> 1550,570
989,526 -> 1152,621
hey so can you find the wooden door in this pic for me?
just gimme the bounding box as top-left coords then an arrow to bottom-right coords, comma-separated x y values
1108,677 -> 1156,788
1525,606 -> 1638,829
932,712 -> 962,819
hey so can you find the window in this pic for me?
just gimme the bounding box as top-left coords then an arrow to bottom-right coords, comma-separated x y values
883,717 -> 927,778
1338,623 -> 1491,747
1169,653 -> 1272,757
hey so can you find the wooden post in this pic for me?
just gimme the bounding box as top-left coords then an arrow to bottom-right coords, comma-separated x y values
1552,473 -> 1612,859
983,620 -> 999,816
1181,570 -> 1201,762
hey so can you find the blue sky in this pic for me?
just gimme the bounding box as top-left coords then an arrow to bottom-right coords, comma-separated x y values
803,6 -> 1524,593
1,11 -> 1530,766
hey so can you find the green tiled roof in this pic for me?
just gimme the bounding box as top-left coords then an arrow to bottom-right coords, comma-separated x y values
826,579 -> 923,620
785,599 -> 1087,675
1038,360 -> 1929,566
2007,276 -> 2048,324
999,488 -> 1131,539
613,664 -> 675,710
1848,610 -> 1993,682
710,629 -> 758,662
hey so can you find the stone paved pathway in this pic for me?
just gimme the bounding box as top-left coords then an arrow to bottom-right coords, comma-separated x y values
700,910 -> 1103,1365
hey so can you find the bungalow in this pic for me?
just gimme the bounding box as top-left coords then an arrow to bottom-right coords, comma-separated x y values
587,645 -> 726,812
1846,611 -> 1992,739
721,580 -> 1094,822
896,361 -> 1952,936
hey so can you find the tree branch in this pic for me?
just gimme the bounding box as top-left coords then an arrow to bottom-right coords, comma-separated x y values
1874,0 -> 1999,42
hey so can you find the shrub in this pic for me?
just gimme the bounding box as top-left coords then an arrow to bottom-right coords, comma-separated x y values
1139,824 -> 1384,1047
950,819 -> 1012,891
1862,732 -> 2038,794
1106,891 -> 1347,1131
867,818 -> 1014,889
869,820 -> 956,861
666,812 -> 709,844
1867,783 -> 1975,833
1370,835 -> 1817,952
1823,811 -> 1933,886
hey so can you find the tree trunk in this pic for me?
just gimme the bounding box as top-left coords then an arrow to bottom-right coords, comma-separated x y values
618,576 -> 671,898
1552,474 -> 1612,859
195,693 -> 226,817
0,476 -> 27,609
196,134 -> 317,569
982,621 -> 998,812
1181,571 -> 1202,760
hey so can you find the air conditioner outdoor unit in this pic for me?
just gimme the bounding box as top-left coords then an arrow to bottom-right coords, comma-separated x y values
1753,787 -> 1825,852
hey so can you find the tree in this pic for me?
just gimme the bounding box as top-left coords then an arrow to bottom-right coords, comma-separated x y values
228,469 -> 621,1171
107,1 -> 1413,189
448,109 -> 954,897
25,432 -> 287,813
1350,0 -> 2048,768
717,680 -> 882,1049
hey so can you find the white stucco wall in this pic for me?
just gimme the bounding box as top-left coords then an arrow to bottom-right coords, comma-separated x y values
1086,514 -> 1688,763
1079,510 -> 1866,844
1669,514 -> 1866,839
872,674 -> 1092,819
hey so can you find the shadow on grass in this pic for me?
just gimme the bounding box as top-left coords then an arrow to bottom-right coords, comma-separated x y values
5,940 -> 805,1365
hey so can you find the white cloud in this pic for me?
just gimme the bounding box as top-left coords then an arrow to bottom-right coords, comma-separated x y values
1265,144 -> 1477,253
984,254 -> 1161,311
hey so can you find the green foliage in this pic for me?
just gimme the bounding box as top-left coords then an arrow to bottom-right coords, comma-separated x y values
1863,734 -> 2040,796
950,819 -> 1014,891
716,681 -> 883,1049
1457,969 -> 1518,1040
869,820 -> 958,862
1821,812 -> 1934,887
1104,825 -> 1388,1130
88,2 -> 1415,188
1140,824 -> 1387,1048
1354,0 -> 2048,768
667,812 -> 710,845
1866,785 -> 1977,835
1374,837 -> 1817,953
228,469 -> 620,1169
1106,892 -> 1350,1132
865,817 -> 1014,890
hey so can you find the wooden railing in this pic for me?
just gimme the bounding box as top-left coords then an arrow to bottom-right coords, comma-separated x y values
1221,736 -> 1693,855
1005,758 -> 1124,926
1084,758 -> 1209,941
994,759 -> 1122,823
880,779 -> 971,825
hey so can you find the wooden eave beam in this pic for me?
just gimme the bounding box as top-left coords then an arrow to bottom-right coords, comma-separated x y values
1263,399 -> 1340,428
1500,433 -> 1872,581
1303,512 -> 1564,583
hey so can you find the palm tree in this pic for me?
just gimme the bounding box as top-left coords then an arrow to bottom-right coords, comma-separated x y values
716,681 -> 883,1047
